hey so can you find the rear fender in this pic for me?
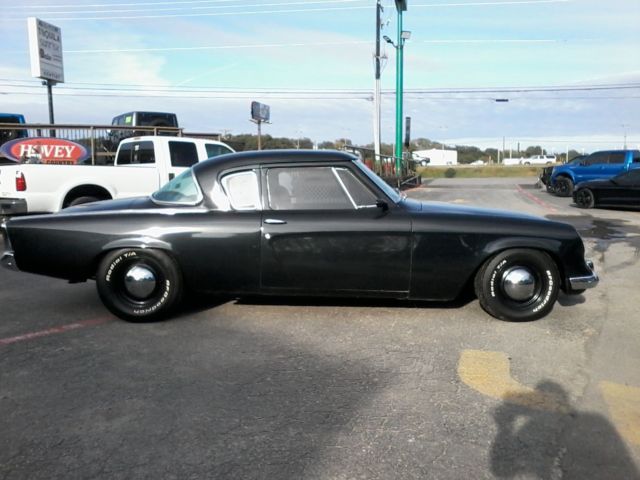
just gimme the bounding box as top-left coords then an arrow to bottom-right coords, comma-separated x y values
102,237 -> 172,252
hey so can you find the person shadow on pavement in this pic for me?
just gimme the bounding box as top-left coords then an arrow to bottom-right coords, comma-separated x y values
490,380 -> 640,480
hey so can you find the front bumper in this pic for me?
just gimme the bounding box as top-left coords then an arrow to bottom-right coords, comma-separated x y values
568,260 -> 599,291
1,251 -> 18,271
0,197 -> 27,215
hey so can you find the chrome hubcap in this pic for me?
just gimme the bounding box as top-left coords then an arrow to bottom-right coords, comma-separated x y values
502,267 -> 536,301
124,265 -> 157,299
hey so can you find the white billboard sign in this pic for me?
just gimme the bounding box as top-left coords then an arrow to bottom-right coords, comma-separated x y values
28,17 -> 64,83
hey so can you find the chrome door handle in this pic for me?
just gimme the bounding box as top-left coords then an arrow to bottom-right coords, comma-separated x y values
264,218 -> 287,225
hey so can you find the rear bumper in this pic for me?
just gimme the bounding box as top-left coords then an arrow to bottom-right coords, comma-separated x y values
0,198 -> 27,215
568,260 -> 599,291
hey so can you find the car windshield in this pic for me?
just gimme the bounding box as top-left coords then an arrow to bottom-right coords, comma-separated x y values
353,160 -> 403,203
151,169 -> 202,205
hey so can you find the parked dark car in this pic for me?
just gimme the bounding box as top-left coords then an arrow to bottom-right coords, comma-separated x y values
549,149 -> 640,197
573,169 -> 640,209
2,150 -> 598,323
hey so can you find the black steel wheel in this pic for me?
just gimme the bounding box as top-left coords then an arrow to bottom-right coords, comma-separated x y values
96,249 -> 183,322
474,249 -> 560,322
554,177 -> 574,197
575,188 -> 595,209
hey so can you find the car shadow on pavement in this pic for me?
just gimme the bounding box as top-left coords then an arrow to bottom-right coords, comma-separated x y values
490,381 -> 640,479
556,292 -> 586,307
0,322 -> 393,479
233,290 -> 476,311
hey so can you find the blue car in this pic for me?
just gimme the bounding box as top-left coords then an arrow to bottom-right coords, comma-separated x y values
549,149 -> 640,197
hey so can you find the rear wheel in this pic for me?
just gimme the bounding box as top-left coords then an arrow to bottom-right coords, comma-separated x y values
475,249 -> 560,322
574,188 -> 595,209
67,196 -> 100,207
554,177 -> 574,197
96,249 -> 183,322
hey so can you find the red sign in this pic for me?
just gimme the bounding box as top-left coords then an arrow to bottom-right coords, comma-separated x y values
0,137 -> 89,164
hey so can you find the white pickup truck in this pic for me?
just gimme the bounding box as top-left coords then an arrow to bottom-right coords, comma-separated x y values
503,154 -> 557,166
0,136 -> 234,215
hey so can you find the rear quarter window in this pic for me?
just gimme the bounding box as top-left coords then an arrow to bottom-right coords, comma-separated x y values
169,141 -> 198,168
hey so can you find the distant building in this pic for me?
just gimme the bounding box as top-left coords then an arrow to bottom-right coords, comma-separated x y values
412,148 -> 458,166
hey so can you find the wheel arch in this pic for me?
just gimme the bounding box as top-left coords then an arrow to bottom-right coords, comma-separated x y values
61,184 -> 113,209
90,239 -> 175,278
552,171 -> 575,184
478,238 -> 568,290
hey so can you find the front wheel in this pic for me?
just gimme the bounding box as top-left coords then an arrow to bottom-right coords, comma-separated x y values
474,249 -> 560,322
96,249 -> 183,322
554,177 -> 574,197
574,188 -> 595,208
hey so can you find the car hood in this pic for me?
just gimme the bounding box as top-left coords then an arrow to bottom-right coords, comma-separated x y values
404,198 -> 546,222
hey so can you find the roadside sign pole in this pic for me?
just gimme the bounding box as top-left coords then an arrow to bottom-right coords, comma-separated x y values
45,80 -> 56,137
257,120 -> 262,150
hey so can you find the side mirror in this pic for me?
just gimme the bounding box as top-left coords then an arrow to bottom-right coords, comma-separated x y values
376,199 -> 389,211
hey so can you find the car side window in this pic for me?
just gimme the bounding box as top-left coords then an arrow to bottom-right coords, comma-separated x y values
608,153 -> 625,164
633,151 -> 640,163
205,144 -> 233,158
584,152 -> 607,165
169,141 -> 198,168
266,166 -> 352,210
334,168 -> 377,207
221,171 -> 261,210
115,142 -> 132,164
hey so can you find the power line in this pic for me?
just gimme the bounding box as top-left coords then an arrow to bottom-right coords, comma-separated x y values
5,0 -> 364,17
2,78 -> 638,94
1,4 -> 370,21
412,0 -> 570,7
63,39 -> 372,54
3,0 -> 269,8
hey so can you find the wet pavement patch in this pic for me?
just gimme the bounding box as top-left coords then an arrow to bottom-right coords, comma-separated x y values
547,215 -> 640,262
547,215 -> 640,240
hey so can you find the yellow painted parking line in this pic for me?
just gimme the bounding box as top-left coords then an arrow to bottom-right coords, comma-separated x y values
457,350 -> 569,413
600,381 -> 640,446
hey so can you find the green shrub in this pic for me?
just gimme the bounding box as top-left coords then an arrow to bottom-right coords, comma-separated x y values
444,168 -> 456,178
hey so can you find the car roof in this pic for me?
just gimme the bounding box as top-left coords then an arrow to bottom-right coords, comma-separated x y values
193,149 -> 357,176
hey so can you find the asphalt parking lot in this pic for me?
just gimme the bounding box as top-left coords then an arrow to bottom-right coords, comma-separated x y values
1,177 -> 639,479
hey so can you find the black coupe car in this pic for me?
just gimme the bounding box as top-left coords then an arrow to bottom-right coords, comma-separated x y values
2,150 -> 598,322
573,169 -> 640,209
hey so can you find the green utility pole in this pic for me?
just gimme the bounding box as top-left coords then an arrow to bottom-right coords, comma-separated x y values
394,1 -> 408,177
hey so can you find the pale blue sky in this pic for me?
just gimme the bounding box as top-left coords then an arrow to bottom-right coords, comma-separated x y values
1,0 -> 639,151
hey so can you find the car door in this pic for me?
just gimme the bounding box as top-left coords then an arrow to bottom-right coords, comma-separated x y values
574,152 -> 609,182
610,170 -> 640,206
599,151 -> 627,179
259,163 -> 412,295
185,168 -> 262,294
